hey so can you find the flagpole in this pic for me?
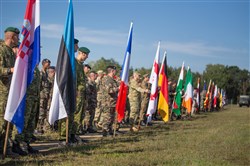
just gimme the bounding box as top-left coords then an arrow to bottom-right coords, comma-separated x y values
66,117 -> 69,144
2,121 -> 10,160
113,111 -> 117,137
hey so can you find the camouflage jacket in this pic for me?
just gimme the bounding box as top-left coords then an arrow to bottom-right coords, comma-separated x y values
140,80 -> 150,102
86,79 -> 97,109
95,76 -> 105,101
0,40 -> 16,93
102,75 -> 119,108
40,69 -> 51,96
75,59 -> 86,97
128,79 -> 145,103
27,67 -> 40,101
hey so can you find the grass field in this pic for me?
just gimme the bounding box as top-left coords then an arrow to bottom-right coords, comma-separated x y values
1,105 -> 250,166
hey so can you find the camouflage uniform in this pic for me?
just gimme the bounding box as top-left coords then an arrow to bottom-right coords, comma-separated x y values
73,59 -> 87,134
14,67 -> 40,143
101,75 -> 118,135
0,40 -> 16,150
94,76 -> 105,127
84,79 -> 97,131
37,69 -> 51,133
139,79 -> 150,123
128,79 -> 145,127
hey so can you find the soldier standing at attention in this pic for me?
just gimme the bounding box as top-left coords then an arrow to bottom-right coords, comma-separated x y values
128,72 -> 149,132
94,70 -> 105,129
37,58 -> 51,134
73,47 -> 90,142
0,27 -> 20,155
139,74 -> 150,126
84,71 -> 97,133
101,66 -> 119,137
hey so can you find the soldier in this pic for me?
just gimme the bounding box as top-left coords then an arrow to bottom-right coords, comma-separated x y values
84,71 -> 97,133
83,64 -> 91,75
101,66 -> 119,136
74,38 -> 79,53
139,74 -> 150,126
37,58 -> 52,134
94,70 -> 105,129
0,27 -> 20,155
73,47 -> 90,142
128,72 -> 149,132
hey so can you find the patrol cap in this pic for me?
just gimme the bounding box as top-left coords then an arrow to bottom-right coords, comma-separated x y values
84,64 -> 91,70
4,27 -> 20,34
143,73 -> 149,78
134,71 -> 141,76
42,58 -> 51,64
79,47 -> 90,54
106,65 -> 116,70
97,70 -> 103,74
74,38 -> 79,44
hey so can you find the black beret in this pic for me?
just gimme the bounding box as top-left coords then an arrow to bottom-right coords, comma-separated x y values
84,64 -> 91,69
5,27 -> 20,34
74,38 -> 79,44
48,66 -> 55,70
42,58 -> 51,64
106,65 -> 116,70
79,47 -> 90,54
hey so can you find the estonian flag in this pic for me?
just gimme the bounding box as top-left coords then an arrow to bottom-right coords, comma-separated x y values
49,0 -> 76,125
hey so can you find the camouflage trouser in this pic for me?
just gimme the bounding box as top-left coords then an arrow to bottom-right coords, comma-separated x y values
73,95 -> 86,134
124,98 -> 130,123
59,112 -> 75,137
129,101 -> 140,126
102,107 -> 115,132
94,101 -> 103,123
37,95 -> 50,133
14,97 -> 39,143
139,99 -> 148,122
0,92 -> 13,151
84,108 -> 95,130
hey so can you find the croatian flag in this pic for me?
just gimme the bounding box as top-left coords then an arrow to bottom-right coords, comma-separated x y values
49,0 -> 76,125
146,41 -> 160,123
116,22 -> 133,122
4,0 -> 40,133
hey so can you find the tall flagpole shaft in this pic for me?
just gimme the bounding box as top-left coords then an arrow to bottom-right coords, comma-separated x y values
2,121 -> 10,160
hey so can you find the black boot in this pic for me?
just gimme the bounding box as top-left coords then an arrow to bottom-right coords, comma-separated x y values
27,143 -> 39,154
12,141 -> 28,156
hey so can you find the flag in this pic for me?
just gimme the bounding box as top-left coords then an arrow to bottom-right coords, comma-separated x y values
197,77 -> 200,111
204,80 -> 211,110
219,89 -> 223,108
146,41 -> 160,122
4,0 -> 40,133
182,67 -> 193,114
157,51 -> 169,122
172,62 -> 185,116
116,22 -> 133,123
213,85 -> 218,108
48,0 -> 75,125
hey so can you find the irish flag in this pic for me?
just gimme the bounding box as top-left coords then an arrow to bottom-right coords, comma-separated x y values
182,67 -> 193,114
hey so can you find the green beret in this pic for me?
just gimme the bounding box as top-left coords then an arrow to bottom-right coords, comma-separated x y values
4,27 -> 20,34
74,38 -> 79,44
84,64 -> 91,69
79,47 -> 90,54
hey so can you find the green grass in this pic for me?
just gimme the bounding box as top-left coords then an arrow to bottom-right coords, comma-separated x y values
1,105 -> 250,166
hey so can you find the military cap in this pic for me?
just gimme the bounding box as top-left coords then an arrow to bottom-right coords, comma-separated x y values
42,58 -> 51,64
97,70 -> 103,74
134,71 -> 141,76
74,38 -> 79,44
4,27 -> 20,34
79,47 -> 90,54
84,64 -> 91,70
106,65 -> 116,70
48,66 -> 55,70
143,73 -> 149,78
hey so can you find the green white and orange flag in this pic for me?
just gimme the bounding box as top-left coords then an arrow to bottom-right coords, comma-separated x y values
157,51 -> 169,122
172,62 -> 185,116
182,67 -> 193,114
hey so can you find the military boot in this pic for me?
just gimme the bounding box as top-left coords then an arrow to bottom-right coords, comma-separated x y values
12,142 -> 28,156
